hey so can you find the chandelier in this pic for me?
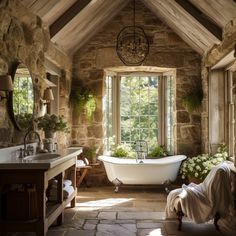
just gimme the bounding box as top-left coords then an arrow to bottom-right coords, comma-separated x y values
116,0 -> 149,66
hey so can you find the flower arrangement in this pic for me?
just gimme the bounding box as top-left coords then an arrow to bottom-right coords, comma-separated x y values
180,144 -> 228,181
35,114 -> 69,133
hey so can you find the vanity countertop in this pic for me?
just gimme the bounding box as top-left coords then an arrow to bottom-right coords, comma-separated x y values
0,147 -> 82,170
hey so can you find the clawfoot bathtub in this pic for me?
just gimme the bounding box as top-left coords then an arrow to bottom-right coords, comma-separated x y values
98,155 -> 186,192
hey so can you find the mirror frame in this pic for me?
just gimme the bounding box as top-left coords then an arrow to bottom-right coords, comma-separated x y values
8,61 -> 35,131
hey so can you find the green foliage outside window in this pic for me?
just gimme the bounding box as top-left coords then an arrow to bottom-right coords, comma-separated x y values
120,76 -> 158,146
13,76 -> 34,130
105,74 -> 174,153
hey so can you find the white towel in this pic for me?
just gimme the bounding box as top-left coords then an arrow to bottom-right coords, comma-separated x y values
165,162 -> 232,223
48,185 -> 75,201
76,160 -> 85,167
63,179 -> 72,187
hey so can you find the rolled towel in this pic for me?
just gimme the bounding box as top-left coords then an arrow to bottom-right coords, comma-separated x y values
63,185 -> 74,198
76,160 -> 85,167
48,185 -> 75,201
63,179 -> 72,187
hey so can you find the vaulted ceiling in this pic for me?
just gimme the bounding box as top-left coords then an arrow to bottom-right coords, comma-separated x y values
21,0 -> 236,56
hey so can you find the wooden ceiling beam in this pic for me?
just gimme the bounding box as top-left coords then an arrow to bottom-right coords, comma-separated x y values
189,0 -> 236,28
175,0 -> 222,40
49,0 -> 92,38
142,0 -> 220,55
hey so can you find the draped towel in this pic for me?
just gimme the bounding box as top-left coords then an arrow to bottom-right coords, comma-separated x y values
165,162 -> 232,224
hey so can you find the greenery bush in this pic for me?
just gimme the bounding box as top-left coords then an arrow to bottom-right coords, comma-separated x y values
180,144 -> 228,181
83,146 -> 98,162
70,86 -> 96,121
111,143 -> 136,158
182,88 -> 203,113
148,145 -> 167,158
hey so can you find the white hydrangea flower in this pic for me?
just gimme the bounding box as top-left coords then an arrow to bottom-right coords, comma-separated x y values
196,165 -> 201,170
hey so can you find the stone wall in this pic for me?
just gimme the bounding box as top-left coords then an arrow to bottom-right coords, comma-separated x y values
72,1 -> 202,185
0,0 -> 72,149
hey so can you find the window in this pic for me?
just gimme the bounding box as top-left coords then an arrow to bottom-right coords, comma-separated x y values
104,72 -> 174,153
226,69 -> 236,159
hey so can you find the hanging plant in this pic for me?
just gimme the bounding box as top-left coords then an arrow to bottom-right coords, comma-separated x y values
70,86 -> 96,121
182,88 -> 203,113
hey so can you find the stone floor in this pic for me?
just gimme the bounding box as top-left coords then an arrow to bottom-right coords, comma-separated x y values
46,186 -> 226,236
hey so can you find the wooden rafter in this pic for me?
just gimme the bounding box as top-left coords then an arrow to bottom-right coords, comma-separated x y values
175,0 -> 222,40
49,0 -> 92,38
142,0 -> 220,55
189,0 -> 236,28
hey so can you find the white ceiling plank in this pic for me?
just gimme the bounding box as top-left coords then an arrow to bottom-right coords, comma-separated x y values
142,0 -> 220,55
190,0 -> 236,28
51,0 -> 129,55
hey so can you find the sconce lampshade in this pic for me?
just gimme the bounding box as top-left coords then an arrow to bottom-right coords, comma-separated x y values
43,88 -> 54,101
0,75 -> 13,91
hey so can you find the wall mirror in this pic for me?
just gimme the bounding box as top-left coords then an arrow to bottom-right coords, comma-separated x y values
9,63 -> 34,131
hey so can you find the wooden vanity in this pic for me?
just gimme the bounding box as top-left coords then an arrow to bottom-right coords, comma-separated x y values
0,148 -> 82,236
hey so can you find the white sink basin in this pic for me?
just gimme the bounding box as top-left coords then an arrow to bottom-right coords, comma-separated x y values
24,153 -> 61,161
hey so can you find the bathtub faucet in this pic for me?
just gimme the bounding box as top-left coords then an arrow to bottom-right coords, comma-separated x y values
134,140 -> 148,163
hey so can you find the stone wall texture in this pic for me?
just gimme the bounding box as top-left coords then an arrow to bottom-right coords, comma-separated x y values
72,1 -> 202,156
0,0 -> 72,148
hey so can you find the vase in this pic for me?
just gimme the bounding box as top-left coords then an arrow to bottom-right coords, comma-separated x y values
188,177 -> 202,184
44,130 -> 56,139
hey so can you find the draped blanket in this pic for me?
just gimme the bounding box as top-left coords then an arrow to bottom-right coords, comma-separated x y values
165,162 -> 232,223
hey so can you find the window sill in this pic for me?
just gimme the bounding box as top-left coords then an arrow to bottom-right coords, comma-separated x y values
229,156 -> 234,162
228,157 -> 236,173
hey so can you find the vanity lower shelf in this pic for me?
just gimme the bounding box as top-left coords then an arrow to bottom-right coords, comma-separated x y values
46,190 -> 77,225
0,153 -> 78,236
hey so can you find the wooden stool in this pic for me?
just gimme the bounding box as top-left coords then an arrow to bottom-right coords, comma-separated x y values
76,157 -> 91,188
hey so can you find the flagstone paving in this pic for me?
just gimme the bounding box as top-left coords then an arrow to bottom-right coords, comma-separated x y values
47,186 -> 224,236
0,186 -> 229,235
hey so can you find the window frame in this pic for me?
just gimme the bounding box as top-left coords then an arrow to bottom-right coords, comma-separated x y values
105,70 -> 175,153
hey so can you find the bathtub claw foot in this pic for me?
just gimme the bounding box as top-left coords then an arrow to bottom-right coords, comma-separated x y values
112,178 -> 122,193
165,187 -> 170,194
164,180 -> 171,194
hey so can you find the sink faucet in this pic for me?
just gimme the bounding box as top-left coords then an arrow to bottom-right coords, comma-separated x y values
23,130 -> 43,157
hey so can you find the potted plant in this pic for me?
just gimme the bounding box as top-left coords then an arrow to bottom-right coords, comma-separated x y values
148,145 -> 168,158
182,88 -> 203,113
35,114 -> 69,138
111,143 -> 136,158
180,144 -> 228,183
70,85 -> 96,121
83,146 -> 98,164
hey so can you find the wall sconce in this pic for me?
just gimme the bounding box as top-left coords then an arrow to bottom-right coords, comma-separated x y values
43,87 -> 54,103
0,75 -> 13,100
